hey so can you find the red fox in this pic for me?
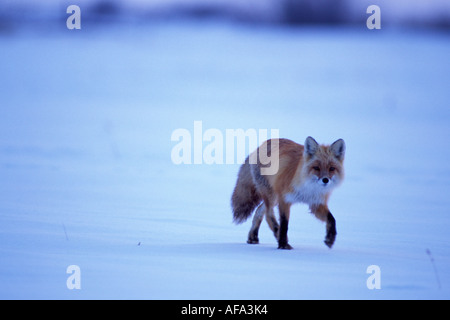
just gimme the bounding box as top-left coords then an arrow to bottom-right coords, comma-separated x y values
231,137 -> 345,249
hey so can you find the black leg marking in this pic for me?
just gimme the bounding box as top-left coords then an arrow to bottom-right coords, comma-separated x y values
278,216 -> 292,250
324,211 -> 337,248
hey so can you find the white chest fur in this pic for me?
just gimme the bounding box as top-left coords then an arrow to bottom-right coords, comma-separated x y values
284,179 -> 331,205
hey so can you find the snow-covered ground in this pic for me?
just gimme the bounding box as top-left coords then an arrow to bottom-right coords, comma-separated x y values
0,21 -> 449,299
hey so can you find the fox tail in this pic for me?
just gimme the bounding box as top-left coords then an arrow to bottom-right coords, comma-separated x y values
231,159 -> 261,224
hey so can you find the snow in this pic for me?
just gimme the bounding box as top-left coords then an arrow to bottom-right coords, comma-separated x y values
0,21 -> 450,300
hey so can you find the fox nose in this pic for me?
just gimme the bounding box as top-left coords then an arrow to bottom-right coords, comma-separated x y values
322,177 -> 329,184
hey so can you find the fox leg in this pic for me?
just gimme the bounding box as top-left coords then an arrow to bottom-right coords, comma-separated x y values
324,212 -> 337,248
247,203 -> 264,244
265,206 -> 279,241
310,204 -> 337,248
277,200 -> 292,249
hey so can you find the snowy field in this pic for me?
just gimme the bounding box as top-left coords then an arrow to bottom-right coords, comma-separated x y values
0,21 -> 449,300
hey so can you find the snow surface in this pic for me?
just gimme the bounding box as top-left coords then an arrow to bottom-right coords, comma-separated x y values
0,21 -> 450,299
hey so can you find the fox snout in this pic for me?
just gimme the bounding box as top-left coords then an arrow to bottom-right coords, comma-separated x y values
317,176 -> 332,187
315,174 -> 340,188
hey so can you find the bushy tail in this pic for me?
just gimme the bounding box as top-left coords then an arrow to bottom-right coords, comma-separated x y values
231,160 -> 261,224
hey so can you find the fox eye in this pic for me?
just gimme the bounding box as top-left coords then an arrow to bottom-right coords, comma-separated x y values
329,167 -> 336,172
313,166 -> 320,171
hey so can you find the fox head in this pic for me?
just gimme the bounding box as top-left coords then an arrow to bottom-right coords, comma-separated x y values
302,136 -> 345,190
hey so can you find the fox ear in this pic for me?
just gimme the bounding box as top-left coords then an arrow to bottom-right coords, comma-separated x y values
304,136 -> 319,157
330,139 -> 345,161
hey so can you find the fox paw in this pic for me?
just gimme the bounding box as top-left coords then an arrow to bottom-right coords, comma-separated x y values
247,239 -> 259,244
324,233 -> 336,248
278,243 -> 293,250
